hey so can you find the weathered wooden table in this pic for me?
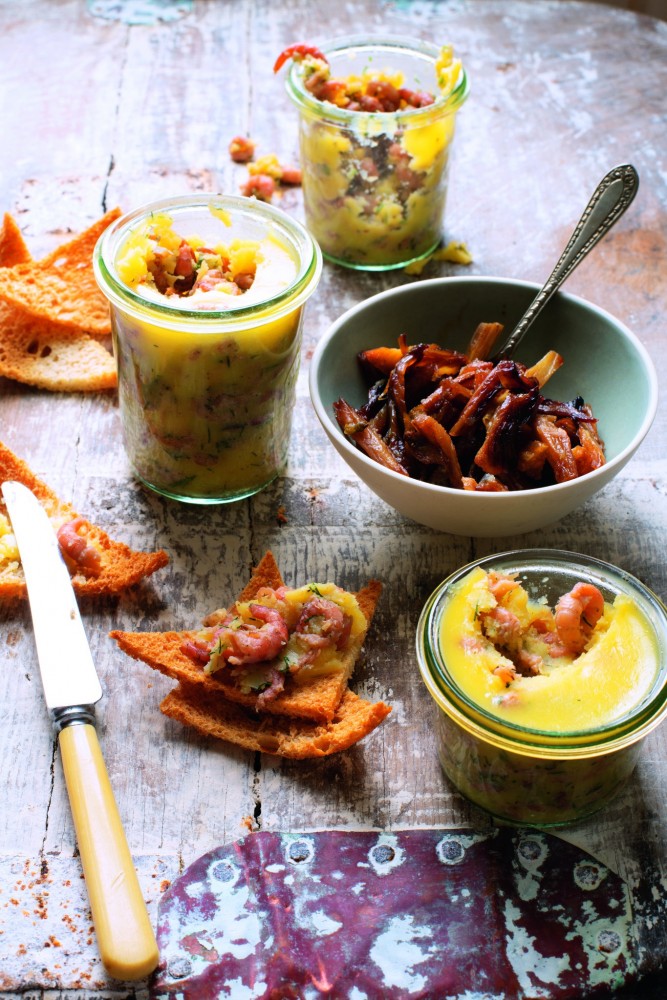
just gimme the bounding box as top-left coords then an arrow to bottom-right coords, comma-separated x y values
1,1 -> 666,996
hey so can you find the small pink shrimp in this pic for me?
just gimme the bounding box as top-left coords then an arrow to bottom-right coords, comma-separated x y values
196,269 -> 226,293
554,582 -> 605,655
174,241 -> 196,278
320,80 -> 349,105
222,604 -> 289,666
253,585 -> 290,602
279,165 -> 302,185
181,637 -> 212,664
273,43 -> 328,74
487,571 -> 520,602
255,667 -> 286,708
172,241 -> 197,293
352,93 -> 383,112
365,79 -> 401,111
306,74 -> 349,105
57,517 -> 102,576
295,597 -> 352,649
513,648 -> 543,677
480,605 -> 522,648
399,87 -> 435,108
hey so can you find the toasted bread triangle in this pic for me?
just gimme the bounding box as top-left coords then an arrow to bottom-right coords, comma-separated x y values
0,211 -> 120,391
236,549 -> 283,601
161,686 -> 391,759
0,208 -> 121,336
111,553 -> 382,724
0,440 -> 168,599
39,208 -> 121,271
113,552 -> 390,756
0,213 -> 32,267
0,300 -> 117,392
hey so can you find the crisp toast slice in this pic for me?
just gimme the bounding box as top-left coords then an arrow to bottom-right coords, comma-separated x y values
0,213 -> 33,267
160,686 -> 391,759
0,440 -> 168,599
0,211 -> 118,390
0,300 -> 117,392
0,208 -> 121,336
111,552 -> 382,724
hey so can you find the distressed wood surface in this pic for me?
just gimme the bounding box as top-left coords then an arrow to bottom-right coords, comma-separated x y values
0,0 -> 666,996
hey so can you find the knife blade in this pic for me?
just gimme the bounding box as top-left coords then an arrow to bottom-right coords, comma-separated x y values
2,480 -> 158,981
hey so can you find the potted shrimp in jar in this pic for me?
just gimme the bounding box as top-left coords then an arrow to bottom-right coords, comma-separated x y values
275,37 -> 468,271
417,549 -> 667,826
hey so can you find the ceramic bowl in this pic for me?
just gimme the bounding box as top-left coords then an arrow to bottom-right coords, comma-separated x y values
309,276 -> 657,536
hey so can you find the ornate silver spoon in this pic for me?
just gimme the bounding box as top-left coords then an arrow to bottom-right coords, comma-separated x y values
493,163 -> 639,361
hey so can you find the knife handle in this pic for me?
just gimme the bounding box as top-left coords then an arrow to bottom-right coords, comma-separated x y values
58,722 -> 159,981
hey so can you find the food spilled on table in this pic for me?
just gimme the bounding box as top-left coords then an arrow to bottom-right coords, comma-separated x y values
228,136 -> 303,202
275,40 -> 467,268
334,324 -> 605,491
228,135 -> 256,163
111,551 -> 391,758
0,440 -> 168,600
441,567 -> 659,730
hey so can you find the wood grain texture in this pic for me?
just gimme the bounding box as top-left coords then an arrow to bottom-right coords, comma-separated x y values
0,0 -> 666,995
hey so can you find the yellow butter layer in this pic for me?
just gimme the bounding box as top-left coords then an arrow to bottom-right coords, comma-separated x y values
439,567 -> 660,732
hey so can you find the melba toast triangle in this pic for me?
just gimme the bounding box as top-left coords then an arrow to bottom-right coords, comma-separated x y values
111,552 -> 382,723
160,686 -> 391,759
0,213 -> 33,267
0,440 -> 168,599
0,208 -> 121,336
111,552 -> 391,757
0,210 -> 120,391
110,577 -> 382,723
0,300 -> 117,392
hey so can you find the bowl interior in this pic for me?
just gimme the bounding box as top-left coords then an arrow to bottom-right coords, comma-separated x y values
312,277 -> 656,467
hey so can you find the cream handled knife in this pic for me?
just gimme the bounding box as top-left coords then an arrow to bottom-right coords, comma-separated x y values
2,481 -> 158,981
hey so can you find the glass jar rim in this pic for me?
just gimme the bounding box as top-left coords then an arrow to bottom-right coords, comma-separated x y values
93,194 -> 322,331
285,34 -> 469,125
417,548 -> 667,757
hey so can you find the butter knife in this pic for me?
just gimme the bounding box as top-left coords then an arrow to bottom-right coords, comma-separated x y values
2,480 -> 158,981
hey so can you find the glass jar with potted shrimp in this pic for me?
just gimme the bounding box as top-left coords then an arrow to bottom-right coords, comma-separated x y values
275,36 -> 468,271
94,195 -> 322,504
417,549 -> 667,826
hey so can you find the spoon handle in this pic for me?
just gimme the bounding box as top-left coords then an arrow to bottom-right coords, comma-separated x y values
498,163 -> 639,359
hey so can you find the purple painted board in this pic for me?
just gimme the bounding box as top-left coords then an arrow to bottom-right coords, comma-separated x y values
151,828 -> 641,999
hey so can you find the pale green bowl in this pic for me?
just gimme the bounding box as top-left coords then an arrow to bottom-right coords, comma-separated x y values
309,277 -> 657,536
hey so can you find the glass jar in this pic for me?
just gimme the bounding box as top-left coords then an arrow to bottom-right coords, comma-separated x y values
94,195 -> 322,504
284,36 -> 469,271
417,549 -> 667,826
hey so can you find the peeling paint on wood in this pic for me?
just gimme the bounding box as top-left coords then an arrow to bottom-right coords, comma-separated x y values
152,829 -> 639,998
87,0 -> 192,25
